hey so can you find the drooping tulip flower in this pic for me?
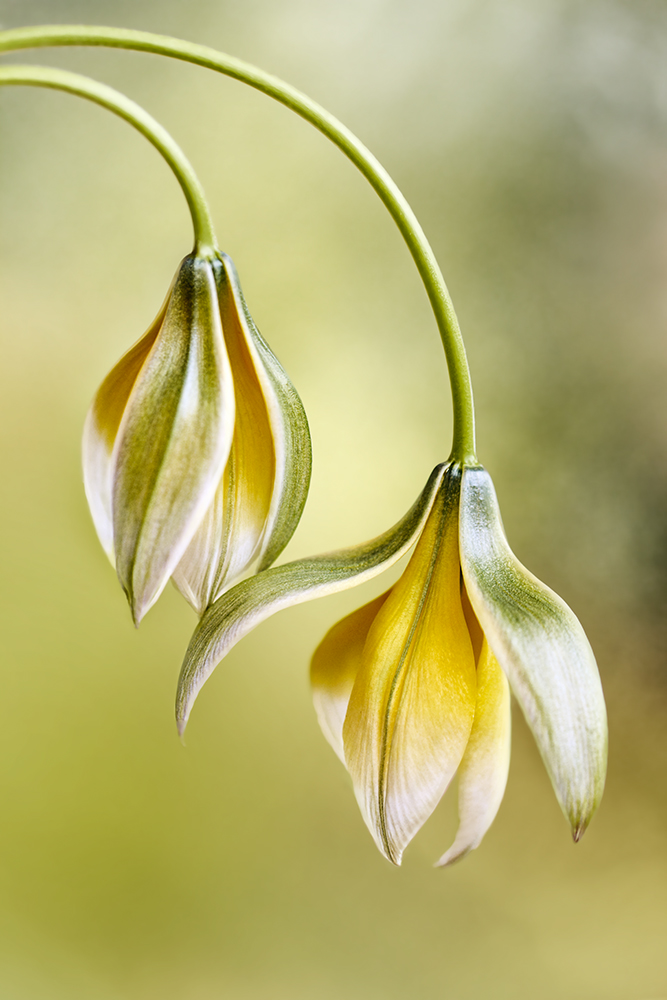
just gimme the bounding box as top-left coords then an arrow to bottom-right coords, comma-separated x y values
83,251 -> 311,624
175,463 -> 607,866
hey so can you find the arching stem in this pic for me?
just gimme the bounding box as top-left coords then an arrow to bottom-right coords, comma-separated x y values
0,63 -> 218,257
0,26 -> 477,464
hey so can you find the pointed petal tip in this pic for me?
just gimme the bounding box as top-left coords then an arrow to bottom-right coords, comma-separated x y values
434,846 -> 472,869
121,580 -> 146,628
572,820 -> 588,843
374,834 -> 402,867
130,599 -> 145,629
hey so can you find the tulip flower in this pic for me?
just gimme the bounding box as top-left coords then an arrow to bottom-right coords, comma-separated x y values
83,251 -> 311,624
176,462 -> 607,866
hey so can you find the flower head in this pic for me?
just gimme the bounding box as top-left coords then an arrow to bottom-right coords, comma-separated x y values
311,465 -> 509,865
312,464 -> 606,864
83,251 -> 311,624
175,462 -> 607,866
177,464 -> 607,865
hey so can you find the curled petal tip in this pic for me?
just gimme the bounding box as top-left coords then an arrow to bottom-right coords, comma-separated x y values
434,846 -> 471,869
175,706 -> 189,739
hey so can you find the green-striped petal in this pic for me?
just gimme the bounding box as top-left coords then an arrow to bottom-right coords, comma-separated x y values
113,255 -> 234,624
459,466 -> 607,839
176,464 -> 447,734
82,301 -> 167,563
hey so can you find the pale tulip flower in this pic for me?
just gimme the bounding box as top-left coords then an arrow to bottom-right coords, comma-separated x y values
83,251 -> 311,624
176,463 -> 607,866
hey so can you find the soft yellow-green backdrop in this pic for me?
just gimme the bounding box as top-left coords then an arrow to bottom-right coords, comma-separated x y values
1,1 -> 666,998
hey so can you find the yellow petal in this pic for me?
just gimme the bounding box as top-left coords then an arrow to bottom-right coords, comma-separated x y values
216,254 -> 311,575
436,636 -> 511,867
310,593 -> 389,762
343,468 -> 477,865
82,302 -> 166,561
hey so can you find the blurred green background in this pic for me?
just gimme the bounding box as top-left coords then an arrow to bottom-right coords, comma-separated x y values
1,1 -> 666,997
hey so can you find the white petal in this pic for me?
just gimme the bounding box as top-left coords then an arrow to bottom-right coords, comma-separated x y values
459,466 -> 607,838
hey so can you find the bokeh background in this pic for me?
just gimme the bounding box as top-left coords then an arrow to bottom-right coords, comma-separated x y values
1,1 -> 666,997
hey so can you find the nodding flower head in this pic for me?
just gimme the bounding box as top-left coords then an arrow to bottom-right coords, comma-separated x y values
83,251 -> 311,625
176,463 -> 607,867
312,464 -> 607,865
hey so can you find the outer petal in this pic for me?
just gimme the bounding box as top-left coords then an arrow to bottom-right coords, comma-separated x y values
113,255 -> 234,624
459,466 -> 608,839
176,464 -> 447,734
82,300 -> 168,561
172,254 -> 311,613
310,593 -> 389,762
343,467 -> 477,865
436,636 -> 511,867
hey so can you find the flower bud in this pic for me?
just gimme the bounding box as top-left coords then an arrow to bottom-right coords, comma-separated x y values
83,251 -> 311,624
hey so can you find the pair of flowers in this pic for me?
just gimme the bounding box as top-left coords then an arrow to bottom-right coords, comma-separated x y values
85,249 -> 607,867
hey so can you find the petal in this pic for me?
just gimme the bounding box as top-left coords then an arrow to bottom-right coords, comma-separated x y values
310,592 -> 389,762
218,253 -> 312,575
459,466 -> 608,839
113,255 -> 234,624
82,300 -> 167,561
172,253 -> 311,613
436,635 -> 511,867
176,463 -> 447,734
343,467 -> 477,865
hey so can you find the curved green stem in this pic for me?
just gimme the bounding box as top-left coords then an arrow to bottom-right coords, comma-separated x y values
0,63 -> 217,257
0,25 -> 477,464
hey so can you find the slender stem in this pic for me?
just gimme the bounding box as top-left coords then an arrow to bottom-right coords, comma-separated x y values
0,25 -> 477,464
0,63 -> 217,256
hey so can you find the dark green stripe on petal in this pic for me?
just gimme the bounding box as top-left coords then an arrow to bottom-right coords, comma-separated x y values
459,466 -> 608,839
176,464 -> 447,734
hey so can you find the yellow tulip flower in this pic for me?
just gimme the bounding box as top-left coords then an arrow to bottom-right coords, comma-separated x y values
176,463 -> 607,866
